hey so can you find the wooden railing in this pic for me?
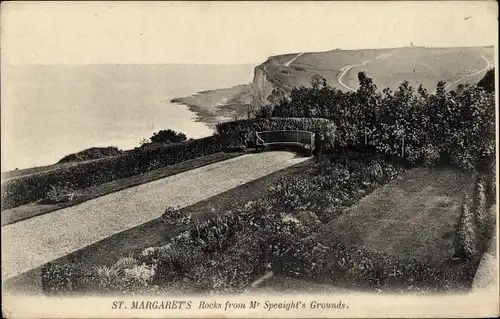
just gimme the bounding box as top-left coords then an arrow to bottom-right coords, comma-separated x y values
255,130 -> 316,154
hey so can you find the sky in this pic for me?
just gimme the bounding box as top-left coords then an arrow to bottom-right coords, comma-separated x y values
1,1 -> 497,66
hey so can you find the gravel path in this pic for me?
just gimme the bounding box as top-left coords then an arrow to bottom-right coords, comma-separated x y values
2,151 -> 308,280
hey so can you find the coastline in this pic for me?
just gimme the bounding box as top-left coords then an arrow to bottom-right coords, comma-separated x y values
1,83 -> 254,176
170,83 -> 253,129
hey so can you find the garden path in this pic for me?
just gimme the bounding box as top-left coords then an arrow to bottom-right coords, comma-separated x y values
1,151 -> 308,281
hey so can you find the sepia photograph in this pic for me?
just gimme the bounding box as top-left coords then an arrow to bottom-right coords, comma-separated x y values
1,1 -> 498,318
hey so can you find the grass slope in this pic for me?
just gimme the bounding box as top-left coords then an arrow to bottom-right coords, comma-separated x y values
315,167 -> 474,266
266,46 -> 494,92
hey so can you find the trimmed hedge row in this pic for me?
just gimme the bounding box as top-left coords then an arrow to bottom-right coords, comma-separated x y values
1,135 -> 224,210
216,117 -> 336,151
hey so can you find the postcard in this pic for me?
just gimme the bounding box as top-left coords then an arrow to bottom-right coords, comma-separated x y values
1,1 -> 498,318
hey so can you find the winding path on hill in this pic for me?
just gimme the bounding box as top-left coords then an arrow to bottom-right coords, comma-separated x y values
262,52 -> 305,91
337,51 -> 396,92
284,52 -> 305,67
444,55 -> 493,90
1,151 -> 308,281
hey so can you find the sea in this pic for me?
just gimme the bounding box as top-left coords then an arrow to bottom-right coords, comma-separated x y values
1,64 -> 255,171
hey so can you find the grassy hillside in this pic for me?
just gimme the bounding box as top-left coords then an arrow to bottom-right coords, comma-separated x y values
266,46 -> 494,92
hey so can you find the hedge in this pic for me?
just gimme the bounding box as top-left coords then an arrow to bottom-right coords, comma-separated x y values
1,135 -> 224,210
216,117 -> 336,151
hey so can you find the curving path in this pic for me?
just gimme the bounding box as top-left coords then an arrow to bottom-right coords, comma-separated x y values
1,151 -> 308,281
284,52 -> 305,67
444,55 -> 493,90
262,52 -> 305,91
337,51 -> 396,91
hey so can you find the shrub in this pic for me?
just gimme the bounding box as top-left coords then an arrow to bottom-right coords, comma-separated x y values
474,176 -> 488,237
42,256 -> 159,295
366,160 -> 384,182
188,212 -> 245,253
45,182 -> 76,203
94,262 -> 157,295
453,196 -> 478,262
149,129 -> 187,144
162,206 -> 191,226
216,117 -> 336,152
41,263 -> 98,295
152,244 -> 205,285
422,144 -> 441,167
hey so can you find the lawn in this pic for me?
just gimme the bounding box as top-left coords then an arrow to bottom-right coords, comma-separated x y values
314,167 -> 475,266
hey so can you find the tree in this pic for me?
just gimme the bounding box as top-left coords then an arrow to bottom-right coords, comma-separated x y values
453,196 -> 477,261
477,68 -> 495,93
150,129 -> 187,144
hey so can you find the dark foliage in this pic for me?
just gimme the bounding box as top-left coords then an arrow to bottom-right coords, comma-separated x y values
477,68 -> 495,93
149,129 -> 187,145
1,135 -> 224,210
262,73 -> 495,171
216,117 -> 336,152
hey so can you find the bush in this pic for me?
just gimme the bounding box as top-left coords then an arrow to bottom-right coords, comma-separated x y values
162,206 -> 191,226
149,129 -> 187,144
45,182 -> 76,203
266,73 -> 495,172
1,135 -> 224,210
366,160 -> 384,182
41,263 -> 98,295
152,244 -> 205,285
42,255 -> 159,295
216,117 -> 336,152
453,196 -> 478,261
474,176 -> 488,236
421,144 -> 441,167
187,232 -> 264,294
